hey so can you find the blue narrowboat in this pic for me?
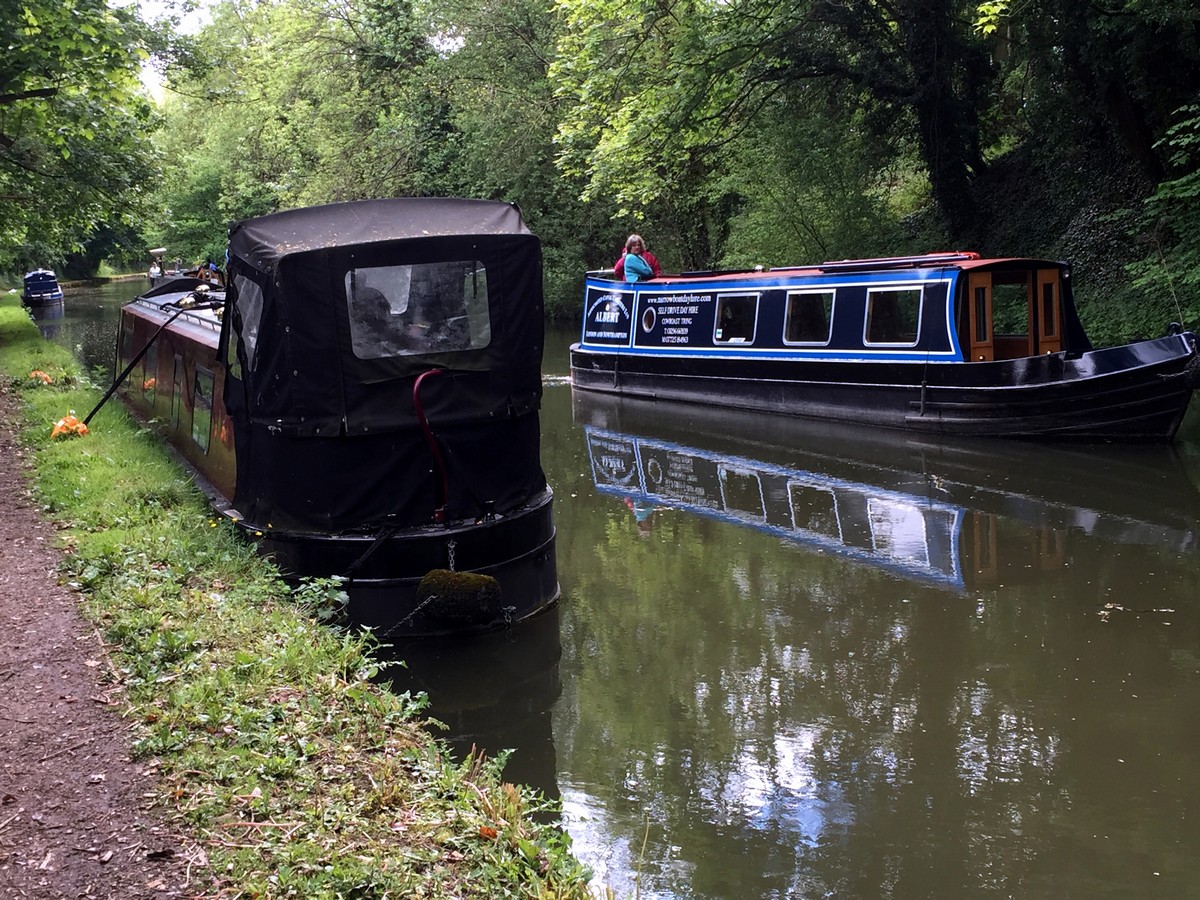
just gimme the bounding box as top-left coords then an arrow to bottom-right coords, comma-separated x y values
21,268 -> 65,307
570,253 -> 1200,441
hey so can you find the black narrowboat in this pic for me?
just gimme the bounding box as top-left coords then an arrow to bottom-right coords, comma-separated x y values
571,253 -> 1200,440
116,198 -> 559,635
21,268 -> 65,307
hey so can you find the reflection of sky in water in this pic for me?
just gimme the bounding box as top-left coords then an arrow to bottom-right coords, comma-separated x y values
731,730 -> 848,842
868,499 -> 931,566
559,784 -> 697,899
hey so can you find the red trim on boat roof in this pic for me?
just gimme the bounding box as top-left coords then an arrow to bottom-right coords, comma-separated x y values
955,256 -> 1065,270
588,252 -> 1067,285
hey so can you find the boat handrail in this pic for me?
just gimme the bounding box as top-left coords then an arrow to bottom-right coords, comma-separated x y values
817,252 -> 980,273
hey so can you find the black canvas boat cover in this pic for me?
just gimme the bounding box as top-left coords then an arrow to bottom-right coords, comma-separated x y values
220,198 -> 548,532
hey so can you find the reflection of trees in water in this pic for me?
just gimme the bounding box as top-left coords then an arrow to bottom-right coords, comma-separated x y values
556,487 -> 1200,897
34,282 -> 132,382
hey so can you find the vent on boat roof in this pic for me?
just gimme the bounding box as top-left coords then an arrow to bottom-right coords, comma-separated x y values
817,252 -> 979,273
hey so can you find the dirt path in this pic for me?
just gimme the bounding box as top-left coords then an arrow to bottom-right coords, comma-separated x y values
0,388 -> 202,899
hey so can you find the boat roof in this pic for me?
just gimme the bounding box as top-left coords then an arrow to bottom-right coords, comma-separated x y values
228,197 -> 532,275
591,252 -> 1067,284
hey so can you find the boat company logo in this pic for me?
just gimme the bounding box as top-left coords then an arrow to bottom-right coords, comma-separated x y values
584,290 -> 631,344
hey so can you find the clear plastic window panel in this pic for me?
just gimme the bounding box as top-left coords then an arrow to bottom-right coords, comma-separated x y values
345,261 -> 492,359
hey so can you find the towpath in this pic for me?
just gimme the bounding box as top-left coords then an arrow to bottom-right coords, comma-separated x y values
0,388 -> 200,898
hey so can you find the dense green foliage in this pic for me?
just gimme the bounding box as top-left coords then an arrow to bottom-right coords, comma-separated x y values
4,0 -> 1200,330
0,298 -> 597,897
0,0 -> 161,277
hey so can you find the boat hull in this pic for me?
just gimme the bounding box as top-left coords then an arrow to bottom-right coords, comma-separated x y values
229,489 -> 560,637
571,335 -> 1199,441
21,292 -> 65,307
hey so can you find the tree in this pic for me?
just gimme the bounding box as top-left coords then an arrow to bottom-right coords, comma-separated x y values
551,0 -> 993,248
0,0 -> 159,273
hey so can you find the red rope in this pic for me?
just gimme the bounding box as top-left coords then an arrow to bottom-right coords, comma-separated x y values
412,369 -> 449,523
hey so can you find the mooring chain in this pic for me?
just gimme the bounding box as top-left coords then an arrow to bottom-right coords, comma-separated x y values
447,539 -> 457,572
398,591 -> 441,627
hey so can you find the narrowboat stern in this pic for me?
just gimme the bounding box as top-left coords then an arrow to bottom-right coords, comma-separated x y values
117,198 -> 559,635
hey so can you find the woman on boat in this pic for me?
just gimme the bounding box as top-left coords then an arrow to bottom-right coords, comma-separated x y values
613,234 -> 661,282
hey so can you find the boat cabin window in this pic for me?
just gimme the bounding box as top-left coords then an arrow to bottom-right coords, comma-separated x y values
719,466 -> 766,520
865,287 -> 922,345
192,368 -> 214,453
143,342 -> 157,404
784,290 -> 835,345
119,321 -> 135,368
868,498 -> 930,566
714,294 -> 758,344
789,482 -> 841,540
345,261 -> 492,360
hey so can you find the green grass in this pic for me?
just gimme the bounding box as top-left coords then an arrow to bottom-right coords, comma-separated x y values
0,298 -> 599,898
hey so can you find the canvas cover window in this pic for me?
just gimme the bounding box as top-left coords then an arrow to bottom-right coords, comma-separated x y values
345,261 -> 492,360
233,275 -> 264,370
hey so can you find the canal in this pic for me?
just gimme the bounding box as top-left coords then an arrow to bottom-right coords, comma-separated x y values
32,282 -> 1200,898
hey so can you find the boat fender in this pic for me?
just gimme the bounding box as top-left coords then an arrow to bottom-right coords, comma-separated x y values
416,569 -> 502,626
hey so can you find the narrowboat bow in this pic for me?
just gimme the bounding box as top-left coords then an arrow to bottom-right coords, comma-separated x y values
570,253 -> 1200,440
116,198 -> 559,635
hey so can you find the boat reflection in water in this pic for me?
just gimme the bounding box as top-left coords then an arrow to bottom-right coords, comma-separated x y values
25,297 -> 65,340
574,391 -> 1200,592
374,605 -> 563,801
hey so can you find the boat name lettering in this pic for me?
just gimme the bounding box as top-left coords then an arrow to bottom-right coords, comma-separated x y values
595,309 -> 622,323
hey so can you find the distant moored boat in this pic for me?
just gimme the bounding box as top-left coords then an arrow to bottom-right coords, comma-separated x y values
21,268 -> 65,307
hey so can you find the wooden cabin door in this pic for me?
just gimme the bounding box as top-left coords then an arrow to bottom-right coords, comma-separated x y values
1035,269 -> 1062,354
966,272 -> 994,361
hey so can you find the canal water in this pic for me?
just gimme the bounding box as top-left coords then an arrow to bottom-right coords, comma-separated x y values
34,282 -> 1200,898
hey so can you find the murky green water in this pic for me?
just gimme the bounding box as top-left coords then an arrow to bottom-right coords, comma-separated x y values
42,285 -> 1200,898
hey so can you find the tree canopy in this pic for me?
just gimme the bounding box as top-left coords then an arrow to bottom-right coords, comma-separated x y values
5,0 -> 1200,333
0,0 -> 159,273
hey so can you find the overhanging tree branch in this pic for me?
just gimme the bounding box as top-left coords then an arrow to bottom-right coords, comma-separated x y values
0,87 -> 59,105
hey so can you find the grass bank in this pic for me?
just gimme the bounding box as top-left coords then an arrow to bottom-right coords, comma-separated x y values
0,298 -> 597,898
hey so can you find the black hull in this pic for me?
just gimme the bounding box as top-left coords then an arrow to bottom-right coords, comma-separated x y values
571,336 -> 1199,441
229,489 -> 560,637
21,294 -> 64,308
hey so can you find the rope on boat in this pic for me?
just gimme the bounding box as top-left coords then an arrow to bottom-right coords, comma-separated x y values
82,295 -> 225,427
413,368 -> 450,524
